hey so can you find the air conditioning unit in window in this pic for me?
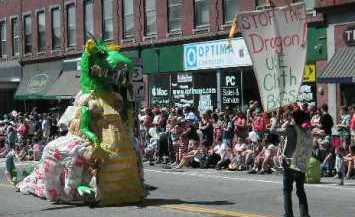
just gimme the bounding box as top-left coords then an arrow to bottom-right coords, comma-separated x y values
256,4 -> 268,10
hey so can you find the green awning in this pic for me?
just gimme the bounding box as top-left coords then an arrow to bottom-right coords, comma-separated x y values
46,70 -> 81,99
15,61 -> 62,100
142,45 -> 183,74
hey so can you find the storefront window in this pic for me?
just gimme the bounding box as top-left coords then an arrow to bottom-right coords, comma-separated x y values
341,84 -> 355,106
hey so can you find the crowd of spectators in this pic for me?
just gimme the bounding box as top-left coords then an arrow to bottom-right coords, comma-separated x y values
138,101 -> 355,181
0,108 -> 65,162
1,101 -> 355,183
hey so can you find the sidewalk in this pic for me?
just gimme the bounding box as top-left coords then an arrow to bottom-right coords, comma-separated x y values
0,158 -> 38,183
1,159 -> 354,187
145,163 -> 355,187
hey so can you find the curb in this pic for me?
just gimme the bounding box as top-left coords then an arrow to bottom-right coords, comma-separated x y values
0,161 -> 38,184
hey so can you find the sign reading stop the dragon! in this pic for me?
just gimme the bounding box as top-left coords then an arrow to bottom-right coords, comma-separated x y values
237,3 -> 307,112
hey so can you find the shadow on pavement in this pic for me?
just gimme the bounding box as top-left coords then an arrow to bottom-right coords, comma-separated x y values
139,198 -> 235,208
26,184 -> 234,211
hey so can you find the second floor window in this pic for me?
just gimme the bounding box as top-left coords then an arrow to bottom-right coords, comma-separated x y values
102,0 -> 113,40
37,11 -> 46,52
145,0 -> 157,36
11,18 -> 19,56
0,21 -> 6,58
256,0 -> 270,10
123,0 -> 134,38
224,0 -> 239,24
67,4 -> 76,47
194,0 -> 209,28
84,0 -> 94,42
24,15 -> 32,54
52,8 -> 61,49
168,0 -> 182,32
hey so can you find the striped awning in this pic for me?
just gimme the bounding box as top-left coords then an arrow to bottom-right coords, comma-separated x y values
319,47 -> 355,83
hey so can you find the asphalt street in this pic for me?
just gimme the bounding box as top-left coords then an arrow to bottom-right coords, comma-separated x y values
0,162 -> 355,217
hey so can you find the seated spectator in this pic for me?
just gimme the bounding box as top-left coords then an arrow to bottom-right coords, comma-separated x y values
229,137 -> 247,171
206,138 -> 222,168
175,140 -> 201,169
344,146 -> 355,179
214,141 -> 232,170
248,137 -> 276,174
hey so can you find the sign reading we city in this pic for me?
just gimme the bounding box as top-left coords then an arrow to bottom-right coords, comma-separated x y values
238,3 -> 307,112
183,38 -> 252,71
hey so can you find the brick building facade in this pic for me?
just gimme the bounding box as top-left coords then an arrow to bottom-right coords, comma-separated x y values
0,0 -> 341,113
315,0 -> 355,119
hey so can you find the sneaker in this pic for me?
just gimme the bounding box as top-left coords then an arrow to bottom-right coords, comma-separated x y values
248,169 -> 257,174
162,165 -> 172,169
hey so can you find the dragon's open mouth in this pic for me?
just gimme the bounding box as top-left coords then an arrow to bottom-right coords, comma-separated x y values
90,64 -> 111,78
90,63 -> 129,87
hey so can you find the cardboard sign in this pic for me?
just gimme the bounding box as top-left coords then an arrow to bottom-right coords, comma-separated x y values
238,3 -> 307,112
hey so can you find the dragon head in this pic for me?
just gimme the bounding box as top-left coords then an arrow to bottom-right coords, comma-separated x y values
80,39 -> 133,94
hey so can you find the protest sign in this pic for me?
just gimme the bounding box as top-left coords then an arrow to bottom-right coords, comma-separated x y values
237,3 -> 307,112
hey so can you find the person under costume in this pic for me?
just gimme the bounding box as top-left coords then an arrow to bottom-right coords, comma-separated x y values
17,39 -> 144,206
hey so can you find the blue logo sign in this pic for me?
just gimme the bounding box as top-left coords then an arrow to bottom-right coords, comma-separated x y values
185,46 -> 197,69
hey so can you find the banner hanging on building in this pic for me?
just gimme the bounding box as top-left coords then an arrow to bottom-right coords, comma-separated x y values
237,3 -> 307,112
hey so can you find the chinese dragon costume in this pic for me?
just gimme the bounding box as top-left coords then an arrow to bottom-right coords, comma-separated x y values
16,39 -> 145,206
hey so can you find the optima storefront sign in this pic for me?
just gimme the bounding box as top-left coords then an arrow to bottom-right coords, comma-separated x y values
184,38 -> 252,71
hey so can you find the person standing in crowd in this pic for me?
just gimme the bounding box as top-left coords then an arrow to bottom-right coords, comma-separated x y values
337,106 -> 351,150
234,111 -> 248,140
319,104 -> 334,136
222,112 -> 234,147
351,105 -> 355,146
282,109 -> 312,217
3,125 -> 16,157
199,112 -> 214,149
142,108 -> 153,148
41,114 -> 51,142
184,105 -> 199,125
310,108 -> 321,129
252,109 -> 268,140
